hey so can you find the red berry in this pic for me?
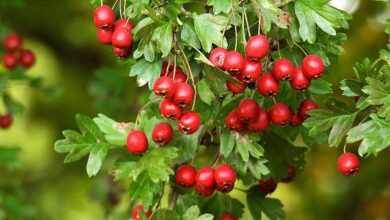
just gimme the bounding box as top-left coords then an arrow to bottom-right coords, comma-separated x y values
196,167 -> 215,188
153,76 -> 176,98
214,164 -> 236,193
112,28 -> 132,48
2,53 -> 18,70
248,108 -> 269,132
272,58 -> 294,80
290,114 -> 303,126
220,214 -> 237,220
298,99 -> 319,119
112,47 -> 130,58
175,165 -> 197,187
178,112 -> 201,135
93,5 -> 116,28
290,67 -> 310,91
258,178 -> 277,194
257,73 -> 279,97
209,47 -> 228,68
281,165 -> 296,183
173,83 -> 194,108
240,60 -> 262,83
0,114 -> 13,129
126,130 -> 148,154
302,54 -> 324,79
3,33 -> 23,52
114,19 -> 133,31
160,63 -> 188,83
226,79 -> 246,94
159,99 -> 181,120
152,122 -> 173,145
130,205 -> 152,220
225,110 -> 245,131
19,49 -> 36,68
337,152 -> 360,176
237,98 -> 259,122
223,51 -> 244,72
269,102 -> 292,126
194,183 -> 215,197
246,35 -> 269,60
97,28 -> 113,45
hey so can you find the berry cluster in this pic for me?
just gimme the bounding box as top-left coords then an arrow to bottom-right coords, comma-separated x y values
175,163 -> 236,197
0,113 -> 13,129
2,33 -> 36,70
93,5 -> 133,58
130,204 -> 152,220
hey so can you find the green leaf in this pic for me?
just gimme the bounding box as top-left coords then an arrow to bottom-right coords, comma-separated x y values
328,112 -> 357,147
193,13 -> 228,52
93,114 -> 133,146
197,79 -> 216,105
247,186 -> 285,220
207,0 -> 232,14
294,1 -> 316,43
129,59 -> 162,89
181,22 -> 201,49
220,129 -> 235,158
151,209 -> 177,220
152,22 -> 173,57
308,79 -> 332,95
176,126 -> 205,162
235,134 -> 264,162
86,144 -> 109,177
339,79 -> 362,97
128,172 -> 163,209
183,206 -> 213,220
0,147 -> 21,168
254,0 -> 287,32
201,193 -> 244,219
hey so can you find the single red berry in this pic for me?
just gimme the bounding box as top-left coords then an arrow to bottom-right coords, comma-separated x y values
112,28 -> 132,48
178,112 -> 201,135
160,63 -> 188,83
175,164 -> 197,187
126,130 -> 148,154
112,47 -> 130,58
225,110 -> 245,131
281,165 -> 296,183
173,83 -> 194,108
2,53 -> 18,70
3,33 -> 23,51
269,102 -> 292,126
258,178 -> 277,194
93,5 -> 116,28
114,19 -> 133,31
196,167 -> 215,188
257,73 -> 279,97
240,60 -> 262,84
237,98 -> 259,122
226,79 -> 246,95
298,99 -> 319,119
290,67 -> 310,91
337,152 -> 360,176
209,47 -> 228,68
153,76 -> 176,98
290,114 -> 303,126
159,99 -> 181,120
220,213 -> 237,220
302,54 -> 325,79
0,114 -> 13,129
214,164 -> 236,193
19,49 -> 36,68
248,108 -> 269,132
246,35 -> 269,60
130,204 -> 152,220
152,122 -> 173,145
223,51 -> 244,72
194,183 -> 215,197
96,28 -> 113,45
272,58 -> 294,80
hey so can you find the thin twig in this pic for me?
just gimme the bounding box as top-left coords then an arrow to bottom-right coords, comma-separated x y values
179,46 -> 197,111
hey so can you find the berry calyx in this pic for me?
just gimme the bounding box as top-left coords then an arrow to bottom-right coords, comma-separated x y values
173,83 -> 194,108
246,35 -> 269,60
223,51 -> 244,72
2,53 -> 18,70
130,204 -> 152,220
175,164 -> 197,187
178,112 -> 201,135
225,110 -> 245,131
281,165 -> 296,183
153,76 -> 176,98
257,73 -> 279,97
152,122 -> 173,145
112,47 -> 130,58
237,98 -> 260,122
214,164 -> 236,193
93,5 -> 115,28
126,130 -> 148,154
220,214 -> 237,220
290,114 -> 303,126
226,79 -> 246,94
248,108 -> 269,132
96,28 -> 113,45
209,47 -> 228,68
298,99 -> 319,119
3,33 -> 23,51
302,54 -> 325,79
272,58 -> 294,80
112,28 -> 132,48
195,167 -> 215,188
258,178 -> 277,195
159,99 -> 181,120
269,102 -> 292,126
290,67 -> 310,91
0,114 -> 13,129
19,49 -> 36,68
337,152 -> 360,176
240,60 -> 262,84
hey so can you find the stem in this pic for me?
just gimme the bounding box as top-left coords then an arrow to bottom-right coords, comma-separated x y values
119,0 -> 123,19
293,41 -> 308,56
112,0 -> 119,9
168,187 -> 178,209
241,7 -> 247,45
145,6 -> 161,23
178,46 -> 197,111
173,55 -> 177,80
249,0 -> 261,34
244,8 -> 251,37
100,0 -> 103,6
231,0 -> 238,50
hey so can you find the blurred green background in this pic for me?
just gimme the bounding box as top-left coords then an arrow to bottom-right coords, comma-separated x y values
0,0 -> 389,219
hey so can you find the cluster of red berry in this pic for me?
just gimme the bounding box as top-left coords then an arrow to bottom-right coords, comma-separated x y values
130,204 -> 152,220
2,33 -> 36,70
93,5 -> 133,58
175,164 -> 237,197
0,113 -> 13,129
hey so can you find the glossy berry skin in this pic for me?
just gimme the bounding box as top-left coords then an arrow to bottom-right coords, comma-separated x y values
195,183 -> 215,197
257,73 -> 279,97
0,114 -> 13,129
196,167 -> 215,188
246,35 -> 269,60
220,214 -> 237,220
290,114 -> 303,126
152,122 -> 173,145
214,164 -> 236,193
126,130 -> 148,154
2,53 -> 18,70
97,28 -> 113,45
302,54 -> 325,79
153,76 -> 176,98
237,98 -> 259,122
175,165 -> 197,187
209,47 -> 228,68
178,112 -> 201,135
281,165 -> 296,183
130,205 -> 152,220
112,47 -> 130,58
19,49 -> 36,68
248,108 -> 269,132
226,80 -> 246,94
173,83 -> 194,108
269,102 -> 292,126
258,178 -> 277,194
93,5 -> 116,28
114,19 -> 133,31
298,99 -> 319,119
159,99 -> 181,120
112,28 -> 132,48
223,51 -> 244,72
272,58 -> 294,80
225,110 -> 245,131
290,67 -> 310,91
337,152 -> 360,176
241,60 -> 262,83
3,33 -> 23,51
